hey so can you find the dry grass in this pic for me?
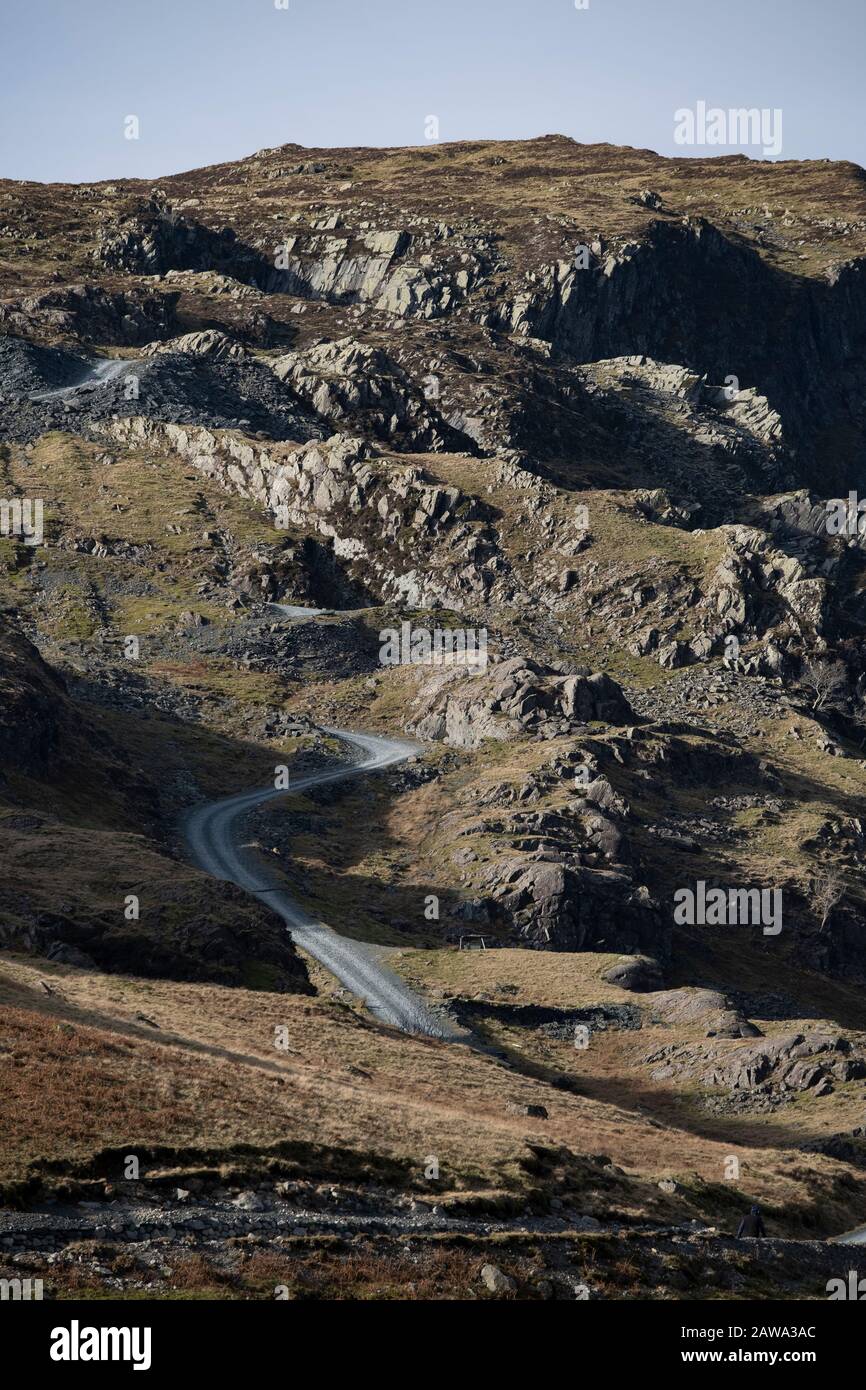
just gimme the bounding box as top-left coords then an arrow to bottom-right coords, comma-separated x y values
0,951 -> 862,1237
393,944 -> 630,1010
0,432 -> 281,644
4,136 -> 862,299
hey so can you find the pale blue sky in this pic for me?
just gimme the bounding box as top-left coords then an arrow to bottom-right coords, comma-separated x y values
1,0 -> 863,183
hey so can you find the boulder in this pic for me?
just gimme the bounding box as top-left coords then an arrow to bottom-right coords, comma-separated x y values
480,1264 -> 516,1295
411,659 -> 635,750
646,988 -> 761,1038
602,956 -> 665,992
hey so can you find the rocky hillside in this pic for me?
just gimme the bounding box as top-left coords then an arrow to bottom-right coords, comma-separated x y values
0,615 -> 313,992
4,136 -> 866,1297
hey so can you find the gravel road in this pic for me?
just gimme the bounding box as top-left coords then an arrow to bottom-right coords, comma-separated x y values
184,727 -> 459,1039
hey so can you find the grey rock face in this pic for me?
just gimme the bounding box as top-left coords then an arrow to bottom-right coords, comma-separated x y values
485,217 -> 866,490
0,284 -> 179,345
480,1263 -> 516,1294
480,860 -> 664,956
602,956 -> 665,992
409,657 -> 635,750
645,1029 -> 866,1098
269,335 -> 473,451
645,987 -> 761,1039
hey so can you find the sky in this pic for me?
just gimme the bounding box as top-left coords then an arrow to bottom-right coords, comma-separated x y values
0,0 -> 863,183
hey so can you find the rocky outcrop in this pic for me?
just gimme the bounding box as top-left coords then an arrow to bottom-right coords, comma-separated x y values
585,355 -> 783,451
409,657 -> 635,749
94,198 -> 271,286
480,858 -> 665,955
707,525 -> 829,640
645,1029 -> 866,1097
140,328 -> 248,361
602,956 -> 665,992
100,417 -> 527,610
0,284 -> 179,345
269,336 -> 474,452
94,198 -> 492,321
645,987 -> 760,1039
483,217 -> 866,492
263,221 -> 491,318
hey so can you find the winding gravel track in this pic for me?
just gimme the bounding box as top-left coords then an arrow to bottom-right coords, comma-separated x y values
185,728 -> 458,1039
